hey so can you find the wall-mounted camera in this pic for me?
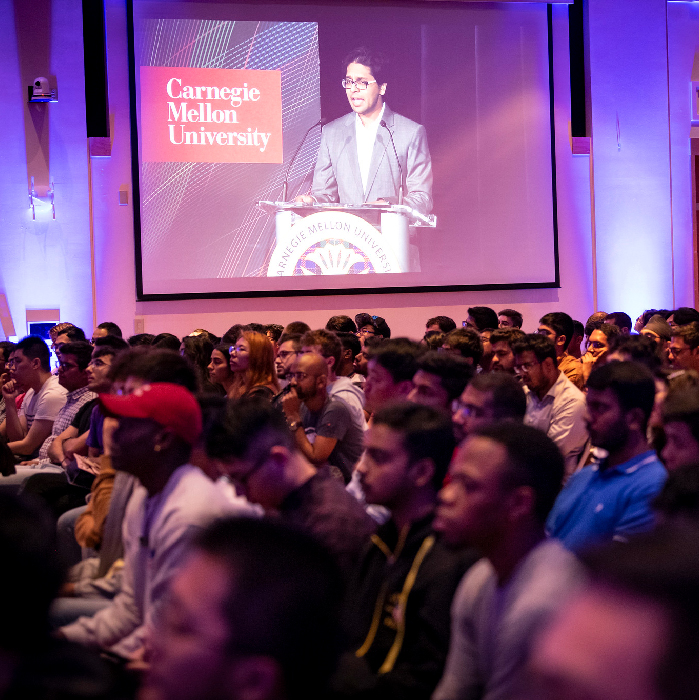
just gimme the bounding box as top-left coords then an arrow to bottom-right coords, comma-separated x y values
28,76 -> 57,103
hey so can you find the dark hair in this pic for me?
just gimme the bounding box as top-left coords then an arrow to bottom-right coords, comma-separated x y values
212,343 -> 231,364
467,307 -> 499,332
58,341 -> 93,371
540,312 -> 575,349
325,315 -> 357,334
181,335 -> 215,390
244,323 -> 266,335
497,309 -> 524,328
151,333 -> 182,352
641,309 -> 660,326
662,387 -> 699,447
96,321 -> 122,338
511,333 -> 557,365
301,329 -> 343,369
278,333 -> 302,351
426,316 -> 457,334
108,348 -> 198,392
16,335 -> 51,372
594,323 -> 622,341
284,321 -> 312,336
474,423 -> 564,524
672,322 -> 699,350
489,327 -> 526,348
222,324 -> 246,346
443,329 -> 483,365
416,351 -> 474,402
581,523 -> 699,700
336,331 -> 361,360
372,402 -> 456,491
585,319 -> 605,338
128,333 -> 155,347
56,325 -> 87,342
604,312 -> 632,331
469,373 -> 527,422
343,47 -> 388,85
572,320 -> 584,337
672,307 -> 699,326
265,324 -> 284,342
587,361 -> 656,433
370,338 -> 423,383
93,335 -> 129,354
355,313 -> 390,339
194,517 -> 343,700
608,334 -> 663,372
0,341 -> 16,363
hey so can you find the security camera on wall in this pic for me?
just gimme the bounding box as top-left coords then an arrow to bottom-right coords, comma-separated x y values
28,76 -> 57,103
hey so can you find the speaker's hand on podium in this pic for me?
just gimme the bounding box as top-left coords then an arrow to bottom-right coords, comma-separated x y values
293,195 -> 315,204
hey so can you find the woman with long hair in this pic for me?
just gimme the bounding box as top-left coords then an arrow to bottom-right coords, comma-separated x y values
228,331 -> 280,400
207,344 -> 236,396
180,334 -> 218,394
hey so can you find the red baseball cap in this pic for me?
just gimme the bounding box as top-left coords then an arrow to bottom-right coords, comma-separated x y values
100,383 -> 202,445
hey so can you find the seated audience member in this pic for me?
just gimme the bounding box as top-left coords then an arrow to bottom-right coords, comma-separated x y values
301,329 -> 366,427
586,311 -> 608,327
181,334 -> 218,394
568,320 -> 585,359
463,306 -> 498,332
538,312 -> 584,390
265,322 -> 284,347
640,313 -> 672,348
90,322 -> 122,343
356,313 -> 391,340
653,462 -> 699,522
0,336 -> 67,459
441,328 -> 483,367
497,308 -> 523,329
353,335 -> 382,379
532,524 -> 699,700
60,383 -> 237,658
228,330 -> 280,400
607,333 -> 663,372
659,387 -> 699,472
452,372 -> 526,442
364,338 -> 423,415
54,325 -> 88,352
49,321 -> 76,347
512,334 -> 588,475
336,331 -> 365,386
207,398 -> 375,574
635,308 -> 660,333
283,320 -> 311,336
547,361 -> 667,552
0,340 -> 16,425
144,517 -> 344,700
274,332 -> 302,390
488,327 -> 526,373
426,315 -> 457,334
150,332 -> 181,352
408,351 -> 474,411
332,403 -> 478,700
207,343 -> 235,396
668,306 -> 699,328
221,324 -> 246,347
668,322 -> 699,371
604,311 -> 632,335
127,333 -> 155,347
423,330 -> 445,351
479,328 -> 495,372
582,321 -> 622,382
244,322 -> 267,335
434,423 -> 584,700
281,353 -> 363,483
326,314 -> 358,334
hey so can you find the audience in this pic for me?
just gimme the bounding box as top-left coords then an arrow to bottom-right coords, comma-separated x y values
364,338 -> 422,414
426,315 -> 457,334
206,343 -> 236,395
660,386 -> 699,471
441,328 -> 483,366
274,332 -> 302,388
488,327 -> 525,374
408,351 -> 474,411
91,321 -> 123,343
668,322 -> 699,371
228,330 -> 280,400
538,312 -> 584,389
463,306 -> 498,333
604,311 -> 633,335
497,308 -> 523,329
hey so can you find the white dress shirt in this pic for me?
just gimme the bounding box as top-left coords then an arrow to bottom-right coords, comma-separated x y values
355,103 -> 385,193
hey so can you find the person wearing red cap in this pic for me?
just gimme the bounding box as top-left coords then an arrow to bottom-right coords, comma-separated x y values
59,383 -> 239,659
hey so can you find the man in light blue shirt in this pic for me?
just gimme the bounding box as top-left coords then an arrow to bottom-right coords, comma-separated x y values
547,361 -> 667,552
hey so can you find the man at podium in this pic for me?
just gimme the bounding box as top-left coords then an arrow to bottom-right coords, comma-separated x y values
295,48 -> 433,217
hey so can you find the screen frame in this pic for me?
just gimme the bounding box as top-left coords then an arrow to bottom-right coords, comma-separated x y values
127,0 -> 560,301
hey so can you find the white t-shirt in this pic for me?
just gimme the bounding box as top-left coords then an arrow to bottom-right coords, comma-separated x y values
19,374 -> 68,430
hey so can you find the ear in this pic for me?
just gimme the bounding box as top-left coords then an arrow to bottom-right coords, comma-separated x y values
343,348 -> 353,362
223,656 -> 283,700
409,457 -> 435,489
626,406 -> 646,433
506,485 -> 536,523
155,426 -> 177,451
379,82 -> 387,95
30,356 -> 42,370
556,335 -> 567,351
325,355 -> 335,371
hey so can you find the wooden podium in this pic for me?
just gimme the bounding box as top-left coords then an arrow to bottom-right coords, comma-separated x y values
258,201 -> 436,277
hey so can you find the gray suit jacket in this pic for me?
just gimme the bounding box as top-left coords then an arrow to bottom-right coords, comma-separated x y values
310,105 -> 433,215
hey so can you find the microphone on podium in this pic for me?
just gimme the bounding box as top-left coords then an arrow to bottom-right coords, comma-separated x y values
380,119 -> 403,206
281,117 -> 327,202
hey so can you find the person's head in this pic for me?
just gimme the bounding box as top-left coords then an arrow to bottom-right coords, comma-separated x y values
152,333 -> 183,352
56,341 -> 92,393
585,361 -> 656,451
488,328 -> 526,373
660,387 -> 699,472
497,308 -> 523,329
109,348 -> 199,394
422,330 -> 445,351
669,323 -> 699,371
452,372 -> 526,442
607,334 -> 663,372
479,329 -> 495,370
91,321 -> 122,343
532,523 -> 699,700
221,324 -> 246,347
426,316 -> 456,334
335,331 -> 361,376
353,335 -> 382,377
283,321 -> 311,336
148,517 -> 343,700
605,312 -> 633,334
208,344 -> 234,388
9,335 -> 51,389
289,353 -> 328,403
0,341 -> 16,376
54,325 -> 87,352
364,338 -> 423,413
343,47 -> 388,120
300,329 -> 342,375
229,331 -> 278,393
325,315 -> 357,334
355,313 -> 390,339
48,322 -> 75,344
464,306 -> 498,332
265,324 -> 284,344
435,423 -> 564,549
181,334 -> 215,386
653,463 -> 699,522
641,314 -> 672,346
569,320 -> 585,357
538,312 -> 575,358
588,323 -> 622,362
511,334 -> 559,395
636,309 -> 660,333
128,333 -> 156,347
442,328 -> 483,366
275,333 -> 302,380
101,383 -> 202,478
88,338 -> 127,393
357,402 -> 456,509
668,307 -> 699,328
408,351 -> 474,410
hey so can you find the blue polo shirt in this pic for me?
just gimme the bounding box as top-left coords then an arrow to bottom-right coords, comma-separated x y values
546,450 -> 667,552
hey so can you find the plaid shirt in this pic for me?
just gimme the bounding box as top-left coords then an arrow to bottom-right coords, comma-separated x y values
38,386 -> 97,462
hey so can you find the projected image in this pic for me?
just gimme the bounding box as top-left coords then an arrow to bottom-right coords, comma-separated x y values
131,2 -> 557,298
